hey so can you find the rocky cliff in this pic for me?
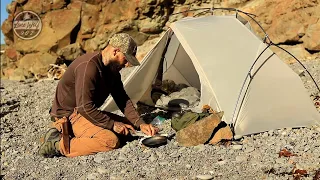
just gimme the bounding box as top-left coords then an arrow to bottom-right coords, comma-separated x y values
1,0 -> 320,80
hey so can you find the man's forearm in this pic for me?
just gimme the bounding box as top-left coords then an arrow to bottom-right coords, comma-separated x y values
123,100 -> 146,128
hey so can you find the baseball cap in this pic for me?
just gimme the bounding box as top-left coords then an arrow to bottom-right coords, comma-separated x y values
108,33 -> 140,66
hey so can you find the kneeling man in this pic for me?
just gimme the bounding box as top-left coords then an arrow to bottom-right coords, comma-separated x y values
39,33 -> 157,158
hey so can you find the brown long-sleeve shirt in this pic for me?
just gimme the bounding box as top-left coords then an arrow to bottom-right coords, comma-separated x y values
50,51 -> 145,130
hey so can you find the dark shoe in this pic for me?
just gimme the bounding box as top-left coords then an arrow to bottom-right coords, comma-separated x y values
38,128 -> 62,158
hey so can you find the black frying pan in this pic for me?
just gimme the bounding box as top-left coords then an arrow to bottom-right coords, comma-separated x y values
141,134 -> 175,148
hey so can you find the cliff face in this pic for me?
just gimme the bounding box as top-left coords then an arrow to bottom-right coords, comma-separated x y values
1,0 -> 320,80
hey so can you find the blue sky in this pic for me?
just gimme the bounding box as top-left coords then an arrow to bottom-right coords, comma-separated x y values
1,0 -> 12,44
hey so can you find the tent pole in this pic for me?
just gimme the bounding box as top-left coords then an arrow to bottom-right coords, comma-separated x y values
232,53 -> 276,131
231,44 -> 271,126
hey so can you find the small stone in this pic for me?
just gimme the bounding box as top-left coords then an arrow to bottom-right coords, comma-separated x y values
159,161 -> 169,166
94,156 -> 104,163
196,175 -> 213,180
216,160 -> 227,165
155,151 -> 164,159
186,164 -> 192,169
149,154 -> 157,162
120,168 -> 128,174
232,145 -> 243,150
194,144 -> 206,152
298,70 -> 305,77
244,146 -> 255,153
268,130 -> 274,136
118,155 -> 127,161
234,135 -> 243,140
262,132 -> 269,137
97,167 -> 109,174
87,173 -> 99,180
149,168 -> 156,172
275,158 -> 286,164
236,155 -> 248,162
110,176 -> 123,180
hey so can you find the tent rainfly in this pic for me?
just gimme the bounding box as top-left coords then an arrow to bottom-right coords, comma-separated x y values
101,15 -> 320,136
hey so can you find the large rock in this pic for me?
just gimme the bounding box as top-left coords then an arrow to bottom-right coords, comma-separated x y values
18,52 -> 58,77
80,3 -> 100,35
138,17 -> 166,34
1,18 -> 13,39
6,1 -> 17,14
303,22 -> 320,51
100,1 -> 139,24
124,29 -> 149,46
4,48 -> 20,62
57,43 -> 84,61
14,8 -> 81,53
242,0 -> 319,45
23,0 -> 42,14
176,113 -> 222,147
24,0 -> 65,13
271,44 -> 312,63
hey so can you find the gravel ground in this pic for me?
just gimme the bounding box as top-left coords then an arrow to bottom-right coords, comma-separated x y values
1,59 -> 320,180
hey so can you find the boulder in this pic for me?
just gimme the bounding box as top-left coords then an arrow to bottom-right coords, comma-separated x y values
8,68 -> 28,81
100,1 -> 139,24
270,44 -> 312,63
14,25 -> 57,53
124,29 -> 149,46
242,0 -> 319,45
14,8 -> 81,53
303,22 -> 320,51
15,0 -> 27,3
57,43 -> 84,61
18,52 -> 58,77
51,0 -> 66,10
5,48 -> 20,62
1,19 -> 13,38
138,17 -> 165,34
80,3 -> 100,35
41,0 -> 66,13
83,33 -> 111,52
23,0 -> 43,15
2,64 -> 34,81
267,13 -> 306,44
176,113 -> 222,147
6,1 -> 17,14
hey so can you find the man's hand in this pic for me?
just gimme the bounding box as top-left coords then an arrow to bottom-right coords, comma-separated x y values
113,122 -> 135,135
140,124 -> 159,136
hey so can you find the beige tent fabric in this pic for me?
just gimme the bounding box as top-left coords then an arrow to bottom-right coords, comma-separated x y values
234,45 -> 320,135
101,15 -> 320,136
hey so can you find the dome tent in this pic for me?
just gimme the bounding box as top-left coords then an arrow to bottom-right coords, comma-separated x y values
101,14 -> 320,136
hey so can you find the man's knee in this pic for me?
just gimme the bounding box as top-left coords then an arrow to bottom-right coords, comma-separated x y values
96,130 -> 120,149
